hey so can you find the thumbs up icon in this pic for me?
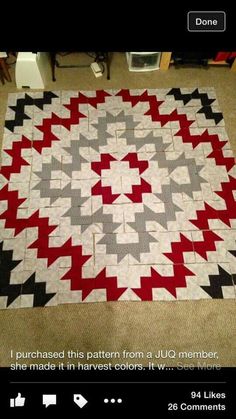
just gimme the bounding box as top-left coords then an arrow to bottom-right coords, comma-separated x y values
10,393 -> 26,407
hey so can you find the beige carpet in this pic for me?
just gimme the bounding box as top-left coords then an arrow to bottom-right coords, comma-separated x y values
0,53 -> 236,367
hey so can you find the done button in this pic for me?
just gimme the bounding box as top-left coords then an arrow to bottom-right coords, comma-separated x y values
187,11 -> 226,32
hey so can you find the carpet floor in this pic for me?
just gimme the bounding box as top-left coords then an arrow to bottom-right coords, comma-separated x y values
0,53 -> 236,366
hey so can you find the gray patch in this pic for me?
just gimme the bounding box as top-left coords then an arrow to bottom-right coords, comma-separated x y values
98,232 -> 156,262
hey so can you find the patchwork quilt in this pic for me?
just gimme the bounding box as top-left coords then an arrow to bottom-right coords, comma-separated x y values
0,88 -> 236,308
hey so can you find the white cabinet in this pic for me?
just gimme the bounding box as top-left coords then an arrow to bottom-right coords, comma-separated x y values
15,52 -> 50,89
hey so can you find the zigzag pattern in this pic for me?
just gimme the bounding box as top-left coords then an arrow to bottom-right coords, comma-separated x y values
33,91 -> 111,153
197,106 -> 223,125
0,241 -> 22,306
167,88 -> 215,107
190,176 -> 236,229
0,242 -> 55,307
167,88 -> 192,105
167,88 -> 223,125
33,91 -> 59,110
5,92 -> 59,132
191,89 -> 216,106
64,90 -> 111,111
62,267 -> 126,301
164,232 -> 223,262
175,127 -> 234,170
132,265 -> 195,300
206,148 -> 235,172
0,187 -> 124,301
146,106 -> 194,128
201,266 -> 234,298
0,88 -> 235,307
20,273 -> 56,307
0,136 -> 31,180
116,89 -> 163,108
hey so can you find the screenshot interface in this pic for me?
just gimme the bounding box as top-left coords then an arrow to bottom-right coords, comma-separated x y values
0,8 -> 235,416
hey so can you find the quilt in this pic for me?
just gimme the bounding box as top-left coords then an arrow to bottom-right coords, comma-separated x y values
0,88 -> 236,308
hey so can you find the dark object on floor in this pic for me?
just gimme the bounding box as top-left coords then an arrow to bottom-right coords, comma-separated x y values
172,51 -> 216,68
173,57 -> 208,67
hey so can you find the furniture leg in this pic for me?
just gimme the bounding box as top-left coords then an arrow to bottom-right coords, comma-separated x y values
160,52 -> 172,70
50,52 -> 56,81
231,57 -> 236,72
105,52 -> 110,80
0,68 -> 5,84
0,57 -> 11,81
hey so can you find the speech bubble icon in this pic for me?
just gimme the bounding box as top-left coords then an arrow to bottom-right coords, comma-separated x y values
42,394 -> 57,408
